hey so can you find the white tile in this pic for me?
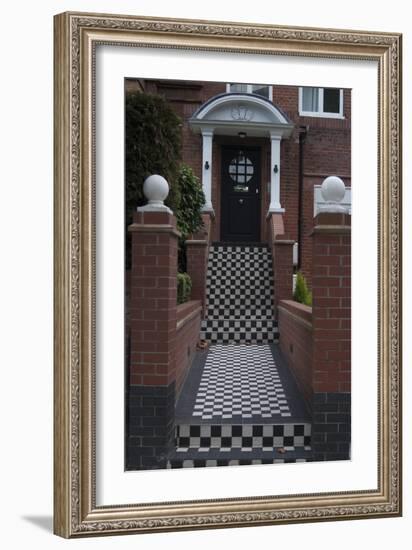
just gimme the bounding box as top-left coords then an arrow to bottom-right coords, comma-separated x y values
242,425 -> 253,436
284,424 -> 294,436
221,425 -> 232,436
294,436 -> 304,446
179,425 -> 190,437
263,425 -> 273,436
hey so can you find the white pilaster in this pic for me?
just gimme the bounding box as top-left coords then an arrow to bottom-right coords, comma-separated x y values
201,129 -> 214,212
268,132 -> 284,213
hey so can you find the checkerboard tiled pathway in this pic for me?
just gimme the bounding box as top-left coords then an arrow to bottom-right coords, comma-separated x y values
200,244 -> 279,344
192,344 -> 291,420
170,343 -> 312,468
169,244 -> 312,468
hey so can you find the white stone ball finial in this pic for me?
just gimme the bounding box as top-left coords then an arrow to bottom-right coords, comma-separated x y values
137,174 -> 172,213
319,176 -> 347,213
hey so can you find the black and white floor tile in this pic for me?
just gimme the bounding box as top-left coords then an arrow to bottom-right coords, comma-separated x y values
170,244 -> 313,468
167,458 -> 310,468
175,423 -> 312,451
200,244 -> 279,343
191,344 -> 291,420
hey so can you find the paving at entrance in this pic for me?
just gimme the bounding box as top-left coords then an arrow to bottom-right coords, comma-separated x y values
169,343 -> 312,467
200,244 -> 279,343
168,243 -> 312,468
192,344 -> 291,420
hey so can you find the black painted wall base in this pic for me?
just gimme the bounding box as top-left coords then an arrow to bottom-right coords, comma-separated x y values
125,382 -> 175,470
311,392 -> 351,461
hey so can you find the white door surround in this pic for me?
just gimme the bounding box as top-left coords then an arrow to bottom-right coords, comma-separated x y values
189,93 -> 294,215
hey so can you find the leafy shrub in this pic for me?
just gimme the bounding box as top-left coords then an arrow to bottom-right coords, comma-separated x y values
177,273 -> 192,304
175,164 -> 206,238
175,164 -> 206,272
125,91 -> 182,267
293,271 -> 312,306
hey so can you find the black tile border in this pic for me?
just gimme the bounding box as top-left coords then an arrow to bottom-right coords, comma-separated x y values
125,382 -> 175,470
311,392 -> 351,461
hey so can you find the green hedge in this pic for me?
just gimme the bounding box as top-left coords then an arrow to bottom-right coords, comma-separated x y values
177,273 -> 192,304
175,164 -> 205,272
125,92 -> 205,278
125,91 -> 182,267
293,271 -> 312,306
175,164 -> 205,239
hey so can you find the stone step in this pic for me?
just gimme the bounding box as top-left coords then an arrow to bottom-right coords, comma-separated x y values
200,320 -> 279,344
204,245 -> 276,339
176,423 -> 311,450
206,284 -> 273,293
206,282 -> 273,293
204,309 -> 275,319
200,322 -> 278,333
167,447 -> 313,469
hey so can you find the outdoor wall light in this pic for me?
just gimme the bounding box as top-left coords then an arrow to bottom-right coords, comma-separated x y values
273,164 -> 279,174
204,161 -> 210,170
238,131 -> 247,138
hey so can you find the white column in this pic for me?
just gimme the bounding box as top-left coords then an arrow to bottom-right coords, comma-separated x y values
268,132 -> 284,213
201,129 -> 214,212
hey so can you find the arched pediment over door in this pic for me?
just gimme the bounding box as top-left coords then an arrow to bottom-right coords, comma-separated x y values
189,92 -> 293,137
189,93 -> 294,214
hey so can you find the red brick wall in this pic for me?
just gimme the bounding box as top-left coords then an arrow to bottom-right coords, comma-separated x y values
277,213 -> 351,403
312,213 -> 351,393
299,178 -> 315,286
299,175 -> 351,288
279,136 -> 300,242
267,213 -> 294,312
136,79 -> 351,277
128,211 -> 179,387
175,300 -> 202,397
186,213 -> 213,309
278,300 -> 313,404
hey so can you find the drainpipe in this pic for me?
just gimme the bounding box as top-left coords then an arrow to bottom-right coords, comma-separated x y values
297,125 -> 308,270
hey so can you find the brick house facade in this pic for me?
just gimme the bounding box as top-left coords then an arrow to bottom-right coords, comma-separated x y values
126,78 -> 351,285
125,79 -> 352,469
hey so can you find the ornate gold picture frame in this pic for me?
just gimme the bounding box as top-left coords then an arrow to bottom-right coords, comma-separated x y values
53,11 -> 402,538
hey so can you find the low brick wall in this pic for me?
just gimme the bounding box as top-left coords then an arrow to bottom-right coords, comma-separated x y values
186,213 -> 213,312
267,213 -> 294,314
278,300 -> 313,404
175,300 -> 202,397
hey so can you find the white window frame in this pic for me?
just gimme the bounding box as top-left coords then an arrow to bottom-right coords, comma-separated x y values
299,87 -> 344,118
226,82 -> 273,101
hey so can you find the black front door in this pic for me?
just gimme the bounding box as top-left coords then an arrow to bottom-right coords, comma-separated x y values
220,147 -> 261,242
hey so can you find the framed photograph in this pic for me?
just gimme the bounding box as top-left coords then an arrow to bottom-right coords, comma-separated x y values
53,11 -> 402,537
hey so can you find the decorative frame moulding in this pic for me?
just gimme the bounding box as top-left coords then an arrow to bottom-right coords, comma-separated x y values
53,11 -> 402,538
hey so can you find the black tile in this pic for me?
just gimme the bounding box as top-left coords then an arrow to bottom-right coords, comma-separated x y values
294,425 -> 304,436
190,426 -> 201,437
232,425 -> 242,436
273,425 -> 284,436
